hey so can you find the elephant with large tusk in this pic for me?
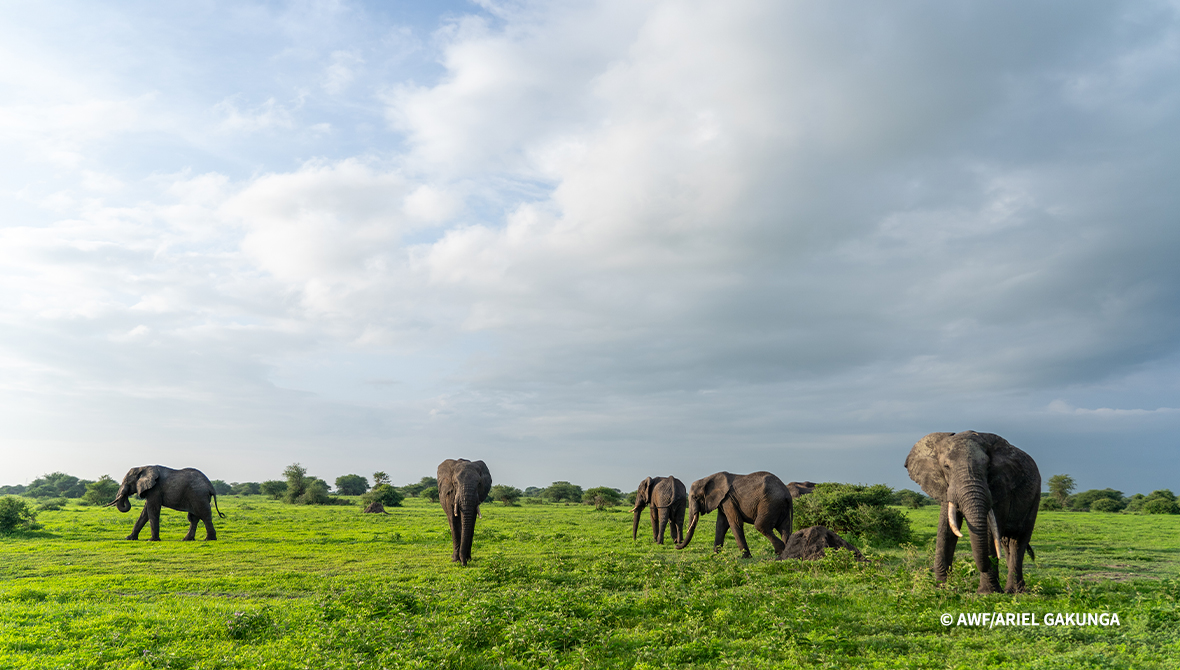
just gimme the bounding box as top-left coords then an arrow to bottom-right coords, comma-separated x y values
631,475 -> 687,545
107,465 -> 225,541
905,431 -> 1040,593
437,458 -> 492,566
675,471 -> 793,559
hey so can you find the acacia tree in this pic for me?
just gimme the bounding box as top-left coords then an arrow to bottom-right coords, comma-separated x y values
489,485 -> 522,505
1047,474 -> 1075,507
335,474 -> 369,496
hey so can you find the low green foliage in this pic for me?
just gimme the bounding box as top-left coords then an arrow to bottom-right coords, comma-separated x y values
542,480 -> 583,503
420,486 -> 439,503
793,482 -> 912,545
1,496 -> 1178,668
1070,488 -> 1126,512
336,474 -> 370,496
489,484 -> 522,505
0,496 -> 40,533
364,483 -> 404,508
582,486 -> 622,509
81,475 -> 119,506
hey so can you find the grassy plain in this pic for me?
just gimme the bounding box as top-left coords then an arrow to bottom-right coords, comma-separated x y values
1,497 -> 1178,669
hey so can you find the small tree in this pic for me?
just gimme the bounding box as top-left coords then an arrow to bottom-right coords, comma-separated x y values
542,481 -> 583,503
81,475 -> 120,506
1070,488 -> 1125,512
489,485 -> 523,506
792,483 -> 911,545
364,484 -> 404,508
1039,497 -> 1063,511
1047,474 -> 1075,508
335,474 -> 370,496
260,480 -> 287,499
231,482 -> 261,496
893,489 -> 931,509
400,477 -> 437,497
25,472 -> 88,499
283,464 -> 309,504
420,486 -> 439,503
1142,489 -> 1179,515
1090,498 -> 1123,513
582,487 -> 622,510
373,471 -> 391,486
0,497 -> 40,534
211,480 -> 233,496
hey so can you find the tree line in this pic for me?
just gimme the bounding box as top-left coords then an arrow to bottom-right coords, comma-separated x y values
1042,474 -> 1178,514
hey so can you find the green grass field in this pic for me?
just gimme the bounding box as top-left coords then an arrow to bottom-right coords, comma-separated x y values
1,497 -> 1178,669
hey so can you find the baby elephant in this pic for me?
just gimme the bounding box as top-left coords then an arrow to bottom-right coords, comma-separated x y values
631,475 -> 687,545
106,465 -> 225,541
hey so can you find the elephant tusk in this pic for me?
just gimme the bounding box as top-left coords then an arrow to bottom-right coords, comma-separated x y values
477,506 -> 482,519
103,499 -> 119,508
947,503 -> 964,538
988,510 -> 1004,559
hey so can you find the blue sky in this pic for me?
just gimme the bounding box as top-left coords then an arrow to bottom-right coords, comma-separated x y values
3,0 -> 1180,494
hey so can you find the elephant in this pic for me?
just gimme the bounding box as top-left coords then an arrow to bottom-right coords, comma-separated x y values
437,458 -> 492,566
675,471 -> 793,559
631,475 -> 686,544
904,431 -> 1040,593
786,481 -> 816,499
106,465 -> 225,541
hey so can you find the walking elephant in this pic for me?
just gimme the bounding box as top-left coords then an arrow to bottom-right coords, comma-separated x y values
437,458 -> 492,566
631,475 -> 686,544
675,471 -> 793,558
904,431 -> 1040,593
106,465 -> 225,541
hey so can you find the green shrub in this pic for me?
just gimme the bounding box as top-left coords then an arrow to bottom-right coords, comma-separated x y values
792,483 -> 911,545
1039,496 -> 1063,511
398,477 -> 437,497
24,472 -> 89,499
582,487 -> 622,510
420,486 -> 439,503
81,475 -> 119,506
363,484 -> 404,508
211,480 -> 232,495
1090,498 -> 1123,513
1143,497 -> 1179,515
334,474 -> 369,496
542,481 -> 583,503
230,482 -> 261,495
260,480 -> 287,499
0,497 -> 41,534
893,489 -> 932,508
37,498 -> 67,511
490,485 -> 523,505
1069,488 -> 1125,512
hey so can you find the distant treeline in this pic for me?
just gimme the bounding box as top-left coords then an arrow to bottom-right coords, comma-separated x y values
1042,474 -> 1178,514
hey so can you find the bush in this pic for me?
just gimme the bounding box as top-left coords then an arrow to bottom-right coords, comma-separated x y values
542,481 -> 583,503
399,477 -> 437,497
1090,498 -> 1123,513
335,474 -> 370,496
792,483 -> 911,545
37,498 -> 68,511
893,489 -> 932,509
1069,488 -> 1125,512
364,484 -> 404,508
298,479 -> 352,506
1143,497 -> 1179,515
260,480 -> 287,499
1047,474 -> 1075,508
0,497 -> 41,534
231,482 -> 261,496
582,487 -> 622,510
489,485 -> 522,505
420,486 -> 439,503
0,485 -> 26,495
211,480 -> 232,496
81,475 -> 119,506
1039,496 -> 1063,511
25,472 -> 89,499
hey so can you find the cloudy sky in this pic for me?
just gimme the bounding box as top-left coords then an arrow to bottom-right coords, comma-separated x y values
3,0 -> 1179,494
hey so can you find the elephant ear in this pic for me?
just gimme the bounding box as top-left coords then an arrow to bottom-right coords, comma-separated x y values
905,433 -> 954,501
436,459 -> 457,499
136,467 -> 159,497
981,434 -> 1038,500
472,460 -> 493,500
636,477 -> 653,506
701,472 -> 731,512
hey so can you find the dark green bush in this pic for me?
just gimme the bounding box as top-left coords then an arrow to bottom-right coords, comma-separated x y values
490,485 -> 522,505
1040,496 -> 1063,511
230,482 -> 261,495
542,481 -> 583,503
81,475 -> 119,506
893,489 -> 932,508
1069,488 -> 1125,511
1090,498 -> 1123,513
260,480 -> 287,499
334,474 -> 369,496
363,484 -> 404,508
582,487 -> 622,510
1143,497 -> 1179,515
0,496 -> 41,534
25,472 -> 89,499
36,498 -> 67,511
420,486 -> 439,503
792,483 -> 911,545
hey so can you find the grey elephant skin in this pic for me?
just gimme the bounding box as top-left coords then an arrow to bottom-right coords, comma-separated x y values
786,481 -> 816,498
108,465 -> 225,541
905,431 -> 1040,593
631,475 -> 686,544
437,458 -> 492,566
676,471 -> 793,559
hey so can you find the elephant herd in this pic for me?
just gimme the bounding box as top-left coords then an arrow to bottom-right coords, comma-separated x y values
105,431 -> 1041,594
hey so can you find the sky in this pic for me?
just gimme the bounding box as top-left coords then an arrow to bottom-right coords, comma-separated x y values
3,0 -> 1180,494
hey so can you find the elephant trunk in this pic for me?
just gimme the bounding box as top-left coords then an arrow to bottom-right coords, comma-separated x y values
955,482 -> 994,575
114,496 -> 131,513
631,503 -> 645,541
459,505 -> 477,566
675,511 -> 699,550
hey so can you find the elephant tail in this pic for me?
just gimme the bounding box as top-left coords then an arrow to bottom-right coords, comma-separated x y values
1026,545 -> 1035,562
213,492 -> 226,519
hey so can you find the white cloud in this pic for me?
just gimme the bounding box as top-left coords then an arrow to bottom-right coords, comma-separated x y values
1047,400 -> 1180,417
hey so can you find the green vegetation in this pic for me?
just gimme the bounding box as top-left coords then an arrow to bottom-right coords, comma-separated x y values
81,475 -> 119,507
364,484 -> 405,508
490,485 -> 523,506
1047,474 -> 1075,507
0,497 -> 40,534
0,497 -> 1177,668
582,486 -> 623,510
542,481 -> 583,503
336,475 -> 371,496
792,483 -> 912,545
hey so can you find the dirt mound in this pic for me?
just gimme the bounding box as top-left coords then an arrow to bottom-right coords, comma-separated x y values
781,525 -> 864,561
362,501 -> 390,514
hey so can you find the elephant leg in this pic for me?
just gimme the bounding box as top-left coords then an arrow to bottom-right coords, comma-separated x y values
183,512 -> 199,541
650,506 -> 659,542
446,510 -> 462,562
200,511 -> 217,541
753,514 -> 786,557
656,507 -> 670,545
127,506 -> 151,540
147,503 -> 161,541
933,503 -> 960,583
723,505 -> 752,559
712,513 -> 730,553
674,505 -> 686,544
1005,535 -> 1030,593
